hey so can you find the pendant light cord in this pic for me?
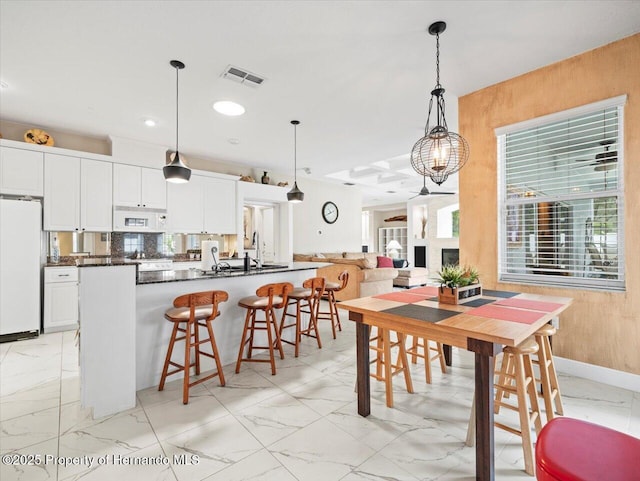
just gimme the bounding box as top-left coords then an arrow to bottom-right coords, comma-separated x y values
293,123 -> 297,182
435,31 -> 441,88
175,65 -> 179,152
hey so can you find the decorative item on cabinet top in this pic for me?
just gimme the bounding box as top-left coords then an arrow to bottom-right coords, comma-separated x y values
240,175 -> 255,182
384,215 -> 407,222
24,128 -> 54,146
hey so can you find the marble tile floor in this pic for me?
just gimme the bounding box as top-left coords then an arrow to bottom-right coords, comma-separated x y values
1,322 -> 638,481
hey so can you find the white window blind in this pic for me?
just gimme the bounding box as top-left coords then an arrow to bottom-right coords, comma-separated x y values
497,98 -> 625,291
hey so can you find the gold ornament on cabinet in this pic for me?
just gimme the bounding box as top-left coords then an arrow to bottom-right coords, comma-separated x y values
24,128 -> 54,146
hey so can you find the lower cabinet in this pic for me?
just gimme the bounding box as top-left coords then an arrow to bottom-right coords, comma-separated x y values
44,266 -> 79,333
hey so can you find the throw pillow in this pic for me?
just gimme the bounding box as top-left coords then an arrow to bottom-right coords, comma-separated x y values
393,259 -> 409,268
377,256 -> 393,268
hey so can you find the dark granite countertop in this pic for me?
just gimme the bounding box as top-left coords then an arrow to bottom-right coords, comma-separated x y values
136,262 -> 330,285
46,258 -> 136,268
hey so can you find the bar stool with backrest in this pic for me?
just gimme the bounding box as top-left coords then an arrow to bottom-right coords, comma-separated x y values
317,270 -> 349,339
533,324 -> 564,423
406,335 -> 447,384
369,326 -> 414,408
236,282 -> 292,375
279,277 -> 324,357
158,290 -> 228,404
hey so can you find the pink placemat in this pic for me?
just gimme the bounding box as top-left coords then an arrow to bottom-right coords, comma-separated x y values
373,292 -> 430,303
467,305 -> 545,324
494,298 -> 564,312
407,286 -> 439,296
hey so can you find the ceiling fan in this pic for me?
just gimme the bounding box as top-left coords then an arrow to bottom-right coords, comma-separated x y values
575,139 -> 618,171
409,175 -> 455,199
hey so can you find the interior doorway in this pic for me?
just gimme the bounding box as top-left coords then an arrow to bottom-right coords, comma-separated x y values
244,203 -> 278,262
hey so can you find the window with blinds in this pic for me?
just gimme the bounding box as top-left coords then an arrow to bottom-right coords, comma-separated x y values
497,96 -> 625,291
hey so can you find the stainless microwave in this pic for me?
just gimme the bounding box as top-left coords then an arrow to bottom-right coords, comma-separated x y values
113,207 -> 167,232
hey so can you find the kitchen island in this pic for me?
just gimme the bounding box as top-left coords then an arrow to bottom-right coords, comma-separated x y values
80,262 -> 328,418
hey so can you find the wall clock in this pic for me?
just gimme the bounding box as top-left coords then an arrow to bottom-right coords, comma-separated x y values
322,201 -> 339,224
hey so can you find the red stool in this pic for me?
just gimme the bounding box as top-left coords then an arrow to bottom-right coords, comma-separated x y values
536,417 -> 640,481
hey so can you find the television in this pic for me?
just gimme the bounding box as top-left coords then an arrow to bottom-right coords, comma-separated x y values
441,248 -> 459,266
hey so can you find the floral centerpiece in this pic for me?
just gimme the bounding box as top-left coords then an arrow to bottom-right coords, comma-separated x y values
436,264 -> 482,304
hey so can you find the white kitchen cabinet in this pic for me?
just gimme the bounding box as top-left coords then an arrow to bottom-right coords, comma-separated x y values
0,146 -> 44,196
167,176 -> 204,233
44,154 -> 112,231
113,164 -> 166,209
44,154 -> 80,230
44,266 -> 79,333
167,174 -> 236,234
203,176 -> 236,234
81,159 -> 113,231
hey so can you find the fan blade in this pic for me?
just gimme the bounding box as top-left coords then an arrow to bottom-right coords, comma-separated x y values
430,191 -> 455,195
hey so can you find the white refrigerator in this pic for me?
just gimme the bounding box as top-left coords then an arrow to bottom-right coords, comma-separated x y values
0,198 -> 42,339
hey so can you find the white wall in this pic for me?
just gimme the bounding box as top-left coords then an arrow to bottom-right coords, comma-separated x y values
292,178 -> 362,254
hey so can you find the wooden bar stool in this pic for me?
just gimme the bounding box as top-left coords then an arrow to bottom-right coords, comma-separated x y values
369,327 -> 413,408
279,277 -> 325,357
494,338 -> 543,476
533,324 -> 564,422
317,270 -> 349,339
406,336 -> 447,384
158,290 -> 227,404
235,282 -> 292,375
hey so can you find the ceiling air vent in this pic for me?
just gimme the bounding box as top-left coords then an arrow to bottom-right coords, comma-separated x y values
222,65 -> 265,87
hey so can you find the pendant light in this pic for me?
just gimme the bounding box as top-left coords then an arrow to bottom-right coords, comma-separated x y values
287,120 -> 304,203
163,60 -> 191,183
410,21 -> 469,186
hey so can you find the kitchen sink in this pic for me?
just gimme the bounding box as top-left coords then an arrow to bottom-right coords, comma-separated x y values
255,264 -> 289,270
200,264 -> 289,276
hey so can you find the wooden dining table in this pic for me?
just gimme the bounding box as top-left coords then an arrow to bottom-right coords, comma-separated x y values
337,286 -> 572,481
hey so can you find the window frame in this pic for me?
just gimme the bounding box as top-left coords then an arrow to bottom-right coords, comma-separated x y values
496,95 -> 626,292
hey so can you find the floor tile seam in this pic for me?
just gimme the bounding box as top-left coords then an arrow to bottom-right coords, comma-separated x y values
0,396 -> 64,422
0,433 -> 61,456
339,448 -> 422,481
323,407 -> 419,456
208,385 -> 285,415
138,406 -> 180,481
290,393 -> 354,420
227,404 -> 302,452
56,331 -> 64,481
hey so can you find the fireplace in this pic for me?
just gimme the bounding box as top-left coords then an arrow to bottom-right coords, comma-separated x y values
441,248 -> 459,266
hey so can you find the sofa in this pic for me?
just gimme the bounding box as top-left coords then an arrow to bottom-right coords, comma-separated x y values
293,252 -> 398,301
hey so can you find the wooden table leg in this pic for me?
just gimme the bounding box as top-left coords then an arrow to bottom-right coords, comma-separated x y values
352,312 -> 370,417
468,338 -> 501,481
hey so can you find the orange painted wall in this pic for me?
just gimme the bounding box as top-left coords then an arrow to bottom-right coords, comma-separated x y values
458,34 -> 640,374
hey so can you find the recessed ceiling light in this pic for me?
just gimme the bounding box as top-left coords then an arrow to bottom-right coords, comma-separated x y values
144,119 -> 156,127
228,138 -> 240,145
213,100 -> 245,116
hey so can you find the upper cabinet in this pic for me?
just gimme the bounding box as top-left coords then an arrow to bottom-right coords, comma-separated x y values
203,176 -> 236,234
167,174 -> 236,234
0,146 -> 44,196
44,154 -> 112,232
113,164 -> 166,209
